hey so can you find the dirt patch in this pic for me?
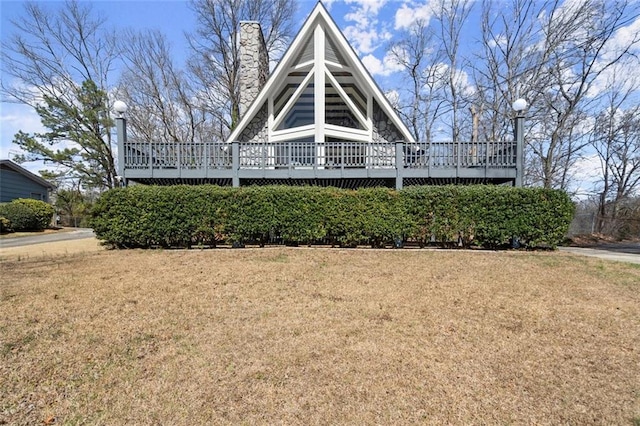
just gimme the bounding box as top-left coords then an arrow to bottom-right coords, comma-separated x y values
1,249 -> 639,424
567,233 -> 639,247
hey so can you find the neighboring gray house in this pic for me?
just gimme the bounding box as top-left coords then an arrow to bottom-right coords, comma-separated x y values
0,159 -> 54,203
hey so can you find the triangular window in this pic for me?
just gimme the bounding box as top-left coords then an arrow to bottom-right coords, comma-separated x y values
324,73 -> 366,130
276,81 -> 315,130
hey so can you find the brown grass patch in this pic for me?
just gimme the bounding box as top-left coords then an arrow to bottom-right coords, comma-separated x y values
1,249 -> 639,425
0,238 -> 103,261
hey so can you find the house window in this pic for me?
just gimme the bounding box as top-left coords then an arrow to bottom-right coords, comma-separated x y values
276,83 -> 315,130
30,192 -> 44,201
325,83 -> 364,130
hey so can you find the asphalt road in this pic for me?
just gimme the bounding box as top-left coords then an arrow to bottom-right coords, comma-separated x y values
558,245 -> 640,265
0,228 -> 95,248
590,242 -> 640,255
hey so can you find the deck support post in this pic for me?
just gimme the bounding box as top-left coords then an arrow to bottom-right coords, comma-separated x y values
514,114 -> 524,187
115,116 -> 127,187
232,141 -> 240,187
395,141 -> 404,190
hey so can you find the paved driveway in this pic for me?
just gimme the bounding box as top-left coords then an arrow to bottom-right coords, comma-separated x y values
0,228 -> 95,248
558,245 -> 640,265
590,242 -> 640,255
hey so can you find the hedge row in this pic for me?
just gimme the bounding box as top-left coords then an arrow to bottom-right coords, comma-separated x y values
0,198 -> 55,232
90,185 -> 574,249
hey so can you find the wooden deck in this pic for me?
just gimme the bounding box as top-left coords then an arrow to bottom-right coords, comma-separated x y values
119,140 -> 519,188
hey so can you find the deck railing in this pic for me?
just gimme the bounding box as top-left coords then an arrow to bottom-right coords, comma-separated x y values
122,140 -> 516,170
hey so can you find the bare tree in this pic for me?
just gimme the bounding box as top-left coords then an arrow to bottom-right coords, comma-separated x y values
388,20 -> 447,142
117,30 -> 221,145
591,73 -> 640,232
1,0 -> 119,190
529,0 -> 640,189
187,0 -> 297,134
469,0 -> 639,190
433,0 -> 475,142
472,0 -> 549,145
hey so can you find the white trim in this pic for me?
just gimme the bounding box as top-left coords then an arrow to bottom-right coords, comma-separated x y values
325,125 -> 370,142
227,10 -> 321,142
271,125 -> 315,141
314,25 -> 325,144
268,95 -> 274,141
367,93 -> 373,142
325,61 -> 345,70
293,61 -> 314,70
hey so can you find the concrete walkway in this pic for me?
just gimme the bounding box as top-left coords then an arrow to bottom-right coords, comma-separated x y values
558,246 -> 640,265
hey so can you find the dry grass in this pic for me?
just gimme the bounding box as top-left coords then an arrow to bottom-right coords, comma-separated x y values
0,238 -> 103,261
1,248 -> 639,425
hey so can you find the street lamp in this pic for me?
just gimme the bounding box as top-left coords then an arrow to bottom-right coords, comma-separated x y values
512,98 -> 527,113
114,100 -> 128,118
114,101 -> 128,186
512,98 -> 527,187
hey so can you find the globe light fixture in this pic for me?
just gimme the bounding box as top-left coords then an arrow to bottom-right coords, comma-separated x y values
512,98 -> 527,112
113,100 -> 128,117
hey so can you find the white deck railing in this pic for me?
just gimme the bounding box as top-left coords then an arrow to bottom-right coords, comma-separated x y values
122,140 -> 516,170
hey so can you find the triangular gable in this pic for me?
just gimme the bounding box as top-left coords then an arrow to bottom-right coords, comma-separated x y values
227,2 -> 416,143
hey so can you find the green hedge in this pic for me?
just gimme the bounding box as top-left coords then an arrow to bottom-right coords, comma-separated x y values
0,198 -> 54,232
90,185 -> 574,249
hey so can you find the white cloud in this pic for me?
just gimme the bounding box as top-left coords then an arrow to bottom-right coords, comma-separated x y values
341,0 -> 392,54
361,51 -> 404,76
323,0 -> 337,10
0,104 -> 45,159
394,1 -> 435,31
425,62 -> 476,96
385,89 -> 400,107
344,26 -> 387,54
0,103 -> 51,175
568,153 -> 603,197
609,15 -> 640,55
487,34 -> 508,49
587,15 -> 640,97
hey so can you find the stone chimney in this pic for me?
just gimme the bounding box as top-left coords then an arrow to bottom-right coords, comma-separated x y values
239,21 -> 269,119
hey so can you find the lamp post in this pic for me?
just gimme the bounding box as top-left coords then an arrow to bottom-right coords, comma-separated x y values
114,101 -> 128,187
512,98 -> 527,187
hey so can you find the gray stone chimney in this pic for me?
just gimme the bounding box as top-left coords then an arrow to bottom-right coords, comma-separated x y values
239,21 -> 269,119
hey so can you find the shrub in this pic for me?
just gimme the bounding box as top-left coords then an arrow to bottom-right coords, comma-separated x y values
0,202 -> 39,231
0,216 -> 12,233
91,185 -> 574,249
12,198 -> 55,230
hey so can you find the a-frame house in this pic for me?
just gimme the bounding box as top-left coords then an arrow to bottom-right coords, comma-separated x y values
229,2 -> 414,154
117,2 -> 521,188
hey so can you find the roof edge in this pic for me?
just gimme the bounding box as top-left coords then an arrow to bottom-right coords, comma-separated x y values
0,159 -> 56,190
